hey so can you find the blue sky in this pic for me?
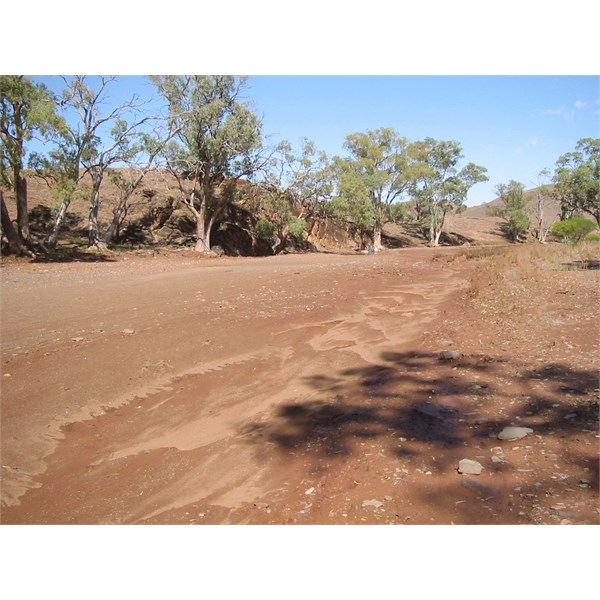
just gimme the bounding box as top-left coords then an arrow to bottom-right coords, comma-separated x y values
32,75 -> 599,206
246,75 -> 599,205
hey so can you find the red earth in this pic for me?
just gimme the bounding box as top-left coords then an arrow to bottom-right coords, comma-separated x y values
1,243 -> 598,525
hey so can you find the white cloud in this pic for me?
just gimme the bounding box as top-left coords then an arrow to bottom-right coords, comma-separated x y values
574,100 -> 588,110
525,137 -> 540,147
543,108 -> 575,119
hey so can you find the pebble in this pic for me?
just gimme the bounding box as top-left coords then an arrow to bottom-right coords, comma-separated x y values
439,350 -> 461,361
498,426 -> 533,440
458,459 -> 483,475
71,337 -> 85,342
491,455 -> 504,464
362,499 -> 384,509
304,487 -> 315,495
122,329 -> 136,335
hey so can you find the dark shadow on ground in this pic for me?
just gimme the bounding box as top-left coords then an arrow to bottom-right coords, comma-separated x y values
241,350 -> 599,521
31,248 -> 118,263
562,259 -> 600,271
245,351 -> 597,456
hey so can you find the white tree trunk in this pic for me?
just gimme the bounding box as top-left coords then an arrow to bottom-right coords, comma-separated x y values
47,199 -> 71,249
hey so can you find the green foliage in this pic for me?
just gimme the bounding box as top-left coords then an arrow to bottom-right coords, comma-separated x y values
410,138 -> 488,243
287,216 -> 307,240
333,128 -> 415,241
271,138 -> 334,214
585,233 -> 600,242
330,175 -> 376,231
387,201 -> 412,223
553,138 -> 600,227
258,192 -> 307,244
0,76 -> 65,175
550,215 -> 597,245
256,218 -> 277,241
152,76 -> 264,251
493,180 -> 531,242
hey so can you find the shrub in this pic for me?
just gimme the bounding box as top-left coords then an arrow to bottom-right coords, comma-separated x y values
550,215 -> 597,245
288,217 -> 307,241
255,218 -> 277,241
585,233 -> 600,242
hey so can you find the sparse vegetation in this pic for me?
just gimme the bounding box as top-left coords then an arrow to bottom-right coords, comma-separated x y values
550,215 -> 597,245
488,180 -> 530,242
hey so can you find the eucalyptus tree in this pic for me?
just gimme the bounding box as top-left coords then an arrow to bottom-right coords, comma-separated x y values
531,169 -> 556,242
151,75 -> 266,253
1,189 -> 27,254
553,138 -> 600,227
0,75 -> 63,250
102,125 -> 177,246
333,128 -> 416,248
410,138 -> 488,245
489,180 -> 530,242
262,137 -> 334,249
56,76 -> 153,249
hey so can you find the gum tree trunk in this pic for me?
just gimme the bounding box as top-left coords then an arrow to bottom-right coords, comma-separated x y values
1,189 -> 29,255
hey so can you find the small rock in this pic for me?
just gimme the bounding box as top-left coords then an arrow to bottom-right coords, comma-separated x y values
458,459 -> 483,475
3,373 -> 11,377
497,426 -> 533,441
550,503 -> 566,511
384,495 -> 393,501
491,455 -> 504,464
564,413 -> 577,420
122,329 -> 135,335
71,337 -> 85,342
304,487 -> 315,495
253,502 -> 269,510
439,350 -> 461,361
362,499 -> 384,509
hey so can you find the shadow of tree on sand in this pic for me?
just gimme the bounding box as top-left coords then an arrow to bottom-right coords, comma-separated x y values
31,248 -> 118,263
242,350 -> 598,520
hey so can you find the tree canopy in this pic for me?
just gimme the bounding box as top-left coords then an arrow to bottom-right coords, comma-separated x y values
553,138 -> 600,227
152,75 -> 265,252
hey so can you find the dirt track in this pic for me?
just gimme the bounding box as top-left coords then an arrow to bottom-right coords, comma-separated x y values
1,246 -> 598,524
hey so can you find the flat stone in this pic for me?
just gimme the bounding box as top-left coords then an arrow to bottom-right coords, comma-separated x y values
498,426 -> 533,440
458,459 -> 483,475
362,499 -> 384,509
439,350 -> 461,361
122,329 -> 136,335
